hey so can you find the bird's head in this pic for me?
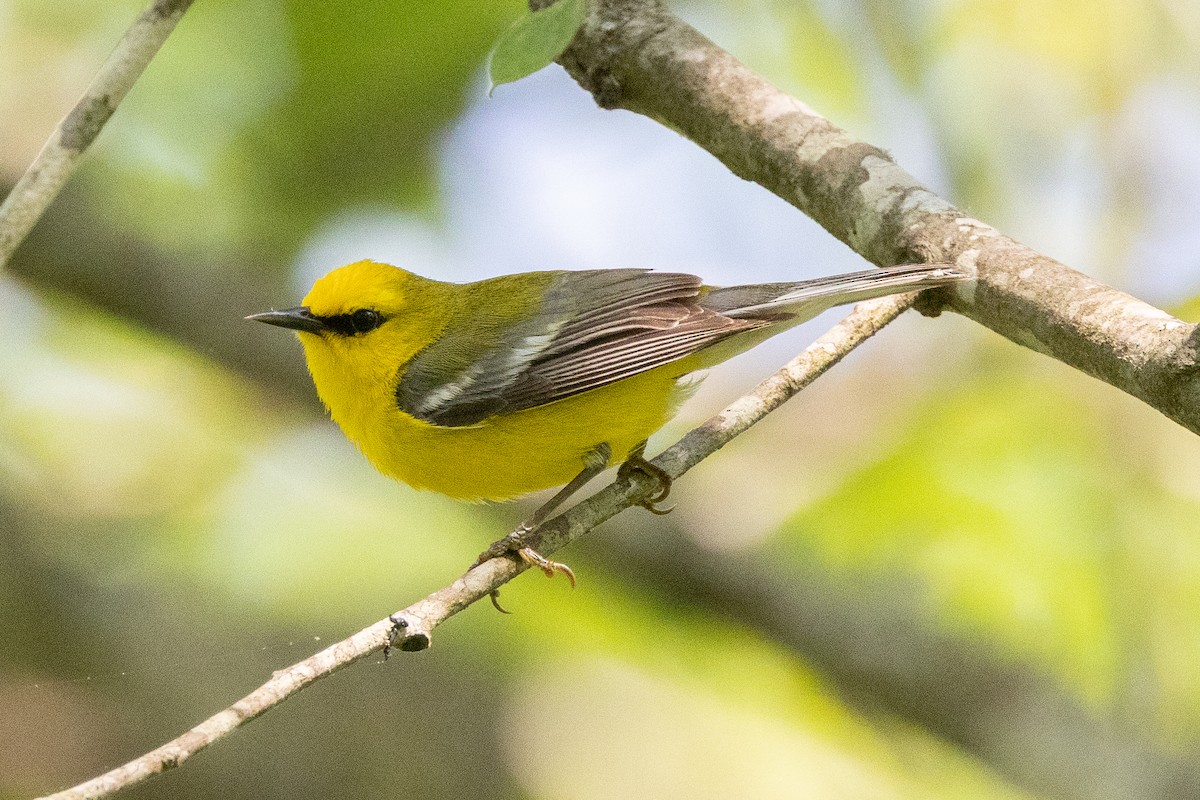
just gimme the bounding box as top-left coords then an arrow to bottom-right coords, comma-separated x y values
248,260 -> 451,406
248,259 -> 420,335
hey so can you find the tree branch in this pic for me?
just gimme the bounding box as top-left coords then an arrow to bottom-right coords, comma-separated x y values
0,0 -> 195,270
36,294 -> 916,800
545,0 -> 1200,435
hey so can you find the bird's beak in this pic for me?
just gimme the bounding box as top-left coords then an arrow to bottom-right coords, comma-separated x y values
245,306 -> 328,334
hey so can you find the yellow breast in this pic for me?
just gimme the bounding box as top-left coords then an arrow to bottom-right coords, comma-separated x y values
315,359 -> 695,501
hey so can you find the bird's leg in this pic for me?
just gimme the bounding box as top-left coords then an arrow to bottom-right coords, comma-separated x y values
472,443 -> 612,594
617,440 -> 675,515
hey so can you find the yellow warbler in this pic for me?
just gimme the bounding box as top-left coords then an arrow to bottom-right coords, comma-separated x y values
250,260 -> 964,577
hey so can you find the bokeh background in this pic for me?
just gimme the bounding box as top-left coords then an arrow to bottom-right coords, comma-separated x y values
3,0 -> 1200,798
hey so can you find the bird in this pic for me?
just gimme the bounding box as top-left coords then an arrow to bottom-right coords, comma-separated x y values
249,259 -> 966,584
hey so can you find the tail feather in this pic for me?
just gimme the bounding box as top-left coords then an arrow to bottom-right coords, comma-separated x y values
704,264 -> 968,321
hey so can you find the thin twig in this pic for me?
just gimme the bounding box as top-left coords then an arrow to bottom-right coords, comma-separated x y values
0,0 -> 195,270
37,293 -> 917,800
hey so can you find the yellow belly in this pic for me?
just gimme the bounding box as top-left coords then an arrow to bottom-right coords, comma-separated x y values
336,365 -> 698,501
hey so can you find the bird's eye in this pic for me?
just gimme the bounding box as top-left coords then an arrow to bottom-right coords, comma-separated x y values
351,308 -> 384,334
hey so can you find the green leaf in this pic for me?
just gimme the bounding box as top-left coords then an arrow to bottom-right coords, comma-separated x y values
488,0 -> 586,91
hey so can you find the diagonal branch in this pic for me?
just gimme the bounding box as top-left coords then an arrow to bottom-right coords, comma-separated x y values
36,294 -> 917,800
0,0 -> 195,270
543,0 -> 1200,435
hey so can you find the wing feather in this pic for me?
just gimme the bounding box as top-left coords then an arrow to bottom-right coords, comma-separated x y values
396,270 -> 761,427
395,264 -> 965,428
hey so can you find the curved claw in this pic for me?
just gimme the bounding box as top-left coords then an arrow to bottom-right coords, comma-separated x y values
640,499 -> 675,515
474,525 -> 577,613
518,547 -> 577,588
646,479 -> 671,505
618,446 -> 675,515
489,590 -> 512,614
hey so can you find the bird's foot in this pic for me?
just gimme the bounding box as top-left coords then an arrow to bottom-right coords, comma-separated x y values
617,444 -> 675,515
515,546 -> 577,586
472,522 -> 576,613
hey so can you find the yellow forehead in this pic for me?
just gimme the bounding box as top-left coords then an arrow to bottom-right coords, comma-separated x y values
302,260 -> 412,316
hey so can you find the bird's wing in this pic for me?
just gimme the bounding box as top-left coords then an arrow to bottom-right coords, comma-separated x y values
395,269 -> 764,427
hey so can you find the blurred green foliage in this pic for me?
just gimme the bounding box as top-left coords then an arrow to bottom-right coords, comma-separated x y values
3,1 -> 1200,799
786,360 -> 1200,715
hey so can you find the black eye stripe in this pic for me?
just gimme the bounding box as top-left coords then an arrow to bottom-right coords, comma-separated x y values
322,308 -> 385,336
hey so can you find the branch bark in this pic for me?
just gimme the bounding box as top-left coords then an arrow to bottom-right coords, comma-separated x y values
0,0 -> 195,269
36,295 -> 916,800
545,0 -> 1200,434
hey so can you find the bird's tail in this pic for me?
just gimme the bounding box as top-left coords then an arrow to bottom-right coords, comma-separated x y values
703,264 -> 968,321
